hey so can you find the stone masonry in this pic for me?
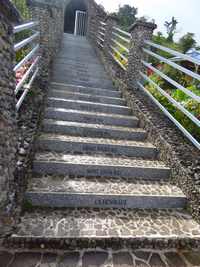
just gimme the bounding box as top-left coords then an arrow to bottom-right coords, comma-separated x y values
27,0 -> 64,83
1,0 -> 200,265
0,1 -> 20,236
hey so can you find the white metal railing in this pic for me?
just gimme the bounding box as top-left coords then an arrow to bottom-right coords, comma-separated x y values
13,21 -> 39,34
97,21 -> 106,49
100,21 -> 106,26
113,26 -> 131,38
109,26 -> 131,71
14,21 -> 40,111
140,40 -> 200,150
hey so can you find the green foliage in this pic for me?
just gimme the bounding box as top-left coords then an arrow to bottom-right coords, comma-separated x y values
179,33 -> 197,53
112,4 -> 137,31
164,17 -> 178,42
146,78 -> 200,140
11,1 -> 32,63
12,0 -> 30,20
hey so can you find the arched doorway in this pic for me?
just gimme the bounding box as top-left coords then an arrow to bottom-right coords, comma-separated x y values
64,0 -> 87,35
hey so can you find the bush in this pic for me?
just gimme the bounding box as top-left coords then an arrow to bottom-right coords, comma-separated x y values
12,0 -> 30,20
145,78 -> 200,141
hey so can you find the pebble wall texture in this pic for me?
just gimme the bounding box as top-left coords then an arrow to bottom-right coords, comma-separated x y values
94,20 -> 200,223
86,0 -> 107,45
27,0 -> 64,82
0,1 -> 20,237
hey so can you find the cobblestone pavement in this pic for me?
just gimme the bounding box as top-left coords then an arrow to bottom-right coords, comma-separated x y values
1,249 -> 200,267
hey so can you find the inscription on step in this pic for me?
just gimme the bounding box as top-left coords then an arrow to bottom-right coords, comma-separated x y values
95,198 -> 127,206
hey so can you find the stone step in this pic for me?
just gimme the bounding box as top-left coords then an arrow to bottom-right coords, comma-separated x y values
33,153 -> 170,180
45,108 -> 138,128
43,119 -> 147,141
52,66 -> 111,80
50,82 -> 121,97
26,176 -> 187,209
49,90 -> 126,106
9,208 -> 200,250
47,97 -> 131,116
52,79 -> 114,90
38,134 -> 158,159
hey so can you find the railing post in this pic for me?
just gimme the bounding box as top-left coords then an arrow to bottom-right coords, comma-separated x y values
126,20 -> 157,89
86,0 -> 106,44
103,15 -> 118,61
27,0 -> 64,84
0,1 -> 20,236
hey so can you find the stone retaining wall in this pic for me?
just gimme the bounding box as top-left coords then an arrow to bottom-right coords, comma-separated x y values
27,0 -> 64,83
0,1 -> 21,237
86,0 -> 107,44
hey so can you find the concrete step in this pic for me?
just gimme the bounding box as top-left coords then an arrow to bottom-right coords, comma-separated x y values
50,83 -> 121,97
38,134 -> 158,159
47,97 -> 131,116
45,108 -> 138,128
43,119 -> 147,141
33,153 -> 170,180
9,208 -> 200,250
49,90 -> 126,106
26,176 -> 187,209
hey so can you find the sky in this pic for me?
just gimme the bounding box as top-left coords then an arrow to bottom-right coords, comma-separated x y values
95,0 -> 200,44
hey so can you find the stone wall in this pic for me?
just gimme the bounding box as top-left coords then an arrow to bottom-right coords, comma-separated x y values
86,0 -> 107,44
94,20 -> 200,223
27,0 -> 64,83
0,1 -> 21,236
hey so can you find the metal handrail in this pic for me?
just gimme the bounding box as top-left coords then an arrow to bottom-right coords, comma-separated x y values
138,81 -> 200,150
142,60 -> 200,103
99,26 -> 106,32
14,44 -> 39,72
145,40 -> 200,66
111,38 -> 129,53
16,67 -> 39,111
14,32 -> 39,52
98,31 -> 105,36
14,21 -> 40,111
97,41 -> 104,48
109,51 -> 127,71
97,35 -> 104,43
14,21 -> 39,33
112,31 -> 130,44
100,21 -> 106,26
15,56 -> 40,95
113,26 -> 131,38
143,48 -> 200,82
140,40 -> 200,149
110,45 -> 128,62
140,72 -> 200,127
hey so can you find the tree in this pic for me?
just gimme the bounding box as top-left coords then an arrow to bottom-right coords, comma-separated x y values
179,32 -> 197,53
164,17 -> 178,42
117,5 -> 138,30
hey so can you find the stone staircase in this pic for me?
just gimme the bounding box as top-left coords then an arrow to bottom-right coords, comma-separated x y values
8,34 -> 200,251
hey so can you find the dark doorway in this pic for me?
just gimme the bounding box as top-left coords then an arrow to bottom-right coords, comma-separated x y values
64,0 -> 87,34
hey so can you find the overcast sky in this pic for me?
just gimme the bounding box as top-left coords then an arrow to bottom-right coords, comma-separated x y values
96,0 -> 200,44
